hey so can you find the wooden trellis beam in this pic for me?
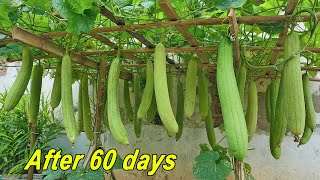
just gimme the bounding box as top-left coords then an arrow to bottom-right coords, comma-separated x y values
12,26 -> 99,69
90,14 -> 320,34
120,63 -> 320,72
267,0 -> 299,74
159,0 -> 209,63
11,26 -> 132,80
89,32 -> 143,63
80,45 -> 320,55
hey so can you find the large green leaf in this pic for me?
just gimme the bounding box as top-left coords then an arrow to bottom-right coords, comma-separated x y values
66,0 -> 95,14
213,0 -> 248,10
51,0 -> 99,35
193,150 -> 232,180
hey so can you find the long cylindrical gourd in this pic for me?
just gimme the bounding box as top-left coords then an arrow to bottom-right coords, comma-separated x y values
298,126 -> 312,146
4,47 -> 33,111
107,57 -> 129,145
61,54 -> 78,144
50,62 -> 62,109
28,64 -> 43,124
216,37 -> 248,161
302,73 -> 316,130
271,71 -> 288,147
123,80 -> 134,121
198,68 -> 209,118
134,74 -> 142,138
184,58 -> 198,118
265,84 -> 271,123
77,80 -> 84,133
205,106 -> 216,148
154,43 -> 179,136
137,59 -> 154,119
236,63 -> 247,107
82,75 -> 94,141
269,78 -> 281,159
270,78 -> 280,122
147,92 -> 157,122
282,32 -> 305,136
245,81 -> 258,142
175,80 -> 185,141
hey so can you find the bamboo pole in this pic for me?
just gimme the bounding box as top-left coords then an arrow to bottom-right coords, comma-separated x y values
80,46 -> 320,56
94,55 -> 107,146
12,26 -> 99,69
90,14 -> 320,34
27,119 -> 37,180
228,8 -> 241,70
10,27 -> 133,80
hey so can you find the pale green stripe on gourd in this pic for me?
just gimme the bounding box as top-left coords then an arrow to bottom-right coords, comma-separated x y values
184,58 -> 198,118
137,59 -> 154,119
61,53 -> 79,144
154,43 -> 178,136
107,57 -> 129,145
4,46 -> 33,111
216,37 -> 248,161
28,64 -> 43,124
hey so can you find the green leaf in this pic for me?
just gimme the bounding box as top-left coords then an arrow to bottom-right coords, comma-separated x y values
193,150 -> 232,180
0,4 -> 11,26
66,0 -> 95,14
26,0 -> 50,12
213,0 -> 248,10
114,0 -> 132,8
51,0 -> 99,35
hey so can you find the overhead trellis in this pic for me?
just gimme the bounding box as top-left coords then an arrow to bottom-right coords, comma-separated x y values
0,0 -> 319,75
0,0 -> 320,179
